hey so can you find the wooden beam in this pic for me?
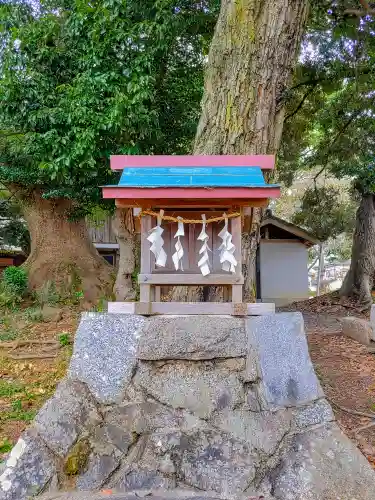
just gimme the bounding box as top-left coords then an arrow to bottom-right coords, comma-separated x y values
139,284 -> 152,303
261,239 -> 304,244
140,215 -> 152,273
103,186 -> 281,200
243,207 -> 254,233
107,301 -> 275,316
108,302 -> 136,314
115,199 -> 269,209
231,212 -> 242,278
154,286 -> 161,302
231,285 -> 243,303
344,8 -> 375,16
138,273 -> 244,285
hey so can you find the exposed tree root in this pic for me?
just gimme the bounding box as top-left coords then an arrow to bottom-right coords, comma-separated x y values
328,398 -> 375,420
8,353 -> 58,360
354,422 -> 375,436
0,339 -> 61,359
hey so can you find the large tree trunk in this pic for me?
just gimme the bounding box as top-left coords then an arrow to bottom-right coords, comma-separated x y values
172,0 -> 309,302
113,208 -> 137,301
19,191 -> 112,303
340,194 -> 375,309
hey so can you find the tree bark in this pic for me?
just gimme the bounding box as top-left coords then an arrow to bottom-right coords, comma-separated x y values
172,0 -> 309,302
18,190 -> 112,303
340,194 -> 375,309
113,208 -> 137,301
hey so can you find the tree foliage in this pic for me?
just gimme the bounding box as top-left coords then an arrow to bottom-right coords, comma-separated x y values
0,0 -> 219,214
280,1 -> 375,192
279,1 -> 375,304
278,0 -> 375,232
292,186 -> 356,241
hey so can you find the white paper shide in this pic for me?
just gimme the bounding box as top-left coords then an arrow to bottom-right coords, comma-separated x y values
197,214 -> 211,276
146,211 -> 237,274
147,209 -> 167,267
218,213 -> 237,273
172,217 -> 184,271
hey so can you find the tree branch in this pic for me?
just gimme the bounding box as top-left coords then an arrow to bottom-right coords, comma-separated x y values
344,9 -> 375,15
284,85 -> 317,122
312,110 -> 363,183
290,78 -> 323,91
289,67 -> 373,92
313,165 -> 327,183
308,256 -> 319,271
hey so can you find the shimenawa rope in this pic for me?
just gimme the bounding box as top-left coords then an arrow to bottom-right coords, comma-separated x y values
138,210 -> 240,224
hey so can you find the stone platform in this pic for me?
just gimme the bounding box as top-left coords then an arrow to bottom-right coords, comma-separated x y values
0,313 -> 374,500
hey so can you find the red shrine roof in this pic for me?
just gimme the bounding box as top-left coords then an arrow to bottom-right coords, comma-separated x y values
102,155 -> 280,207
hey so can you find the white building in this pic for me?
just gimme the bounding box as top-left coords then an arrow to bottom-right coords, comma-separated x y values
257,214 -> 320,306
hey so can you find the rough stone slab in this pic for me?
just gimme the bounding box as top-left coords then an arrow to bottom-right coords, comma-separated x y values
41,305 -> 63,323
292,399 -> 334,430
246,386 -> 261,411
137,316 -> 246,360
242,347 -> 259,383
270,422 -> 375,499
112,467 -> 176,491
93,424 -> 136,454
38,491 -> 228,500
134,362 -> 244,419
68,313 -> 145,403
211,408 -> 291,455
104,402 -> 178,434
247,313 -> 324,408
0,429 -> 56,500
179,429 -> 256,494
34,379 -> 101,457
341,316 -> 373,345
76,453 -> 120,490
370,304 -> 375,341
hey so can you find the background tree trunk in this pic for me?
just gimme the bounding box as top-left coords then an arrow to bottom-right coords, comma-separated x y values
113,208 -> 137,301
340,194 -> 375,309
172,0 -> 309,302
19,190 -> 112,303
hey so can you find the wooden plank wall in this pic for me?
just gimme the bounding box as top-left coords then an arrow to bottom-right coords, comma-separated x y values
150,212 -> 236,274
87,216 -> 117,244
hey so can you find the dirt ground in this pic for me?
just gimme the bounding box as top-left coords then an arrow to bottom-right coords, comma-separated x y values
1,294 -> 375,470
281,292 -> 375,467
0,306 -> 79,456
309,333 -> 375,465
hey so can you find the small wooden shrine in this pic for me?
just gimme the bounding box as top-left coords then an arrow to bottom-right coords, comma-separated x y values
102,155 -> 280,316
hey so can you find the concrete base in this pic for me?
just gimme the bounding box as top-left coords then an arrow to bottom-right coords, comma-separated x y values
0,313 -> 374,500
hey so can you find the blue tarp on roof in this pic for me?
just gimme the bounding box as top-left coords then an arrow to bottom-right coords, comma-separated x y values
118,166 -> 279,188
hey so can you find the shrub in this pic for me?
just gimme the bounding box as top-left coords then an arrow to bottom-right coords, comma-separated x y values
58,332 -> 70,346
0,439 -> 12,454
2,266 -> 28,298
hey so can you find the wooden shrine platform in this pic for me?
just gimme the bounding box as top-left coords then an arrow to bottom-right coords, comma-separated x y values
107,301 -> 275,316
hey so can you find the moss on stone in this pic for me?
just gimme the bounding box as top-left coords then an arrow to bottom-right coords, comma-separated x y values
63,439 -> 91,476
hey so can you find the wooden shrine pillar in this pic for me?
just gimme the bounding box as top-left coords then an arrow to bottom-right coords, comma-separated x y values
139,214 -> 152,304
231,213 -> 243,303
